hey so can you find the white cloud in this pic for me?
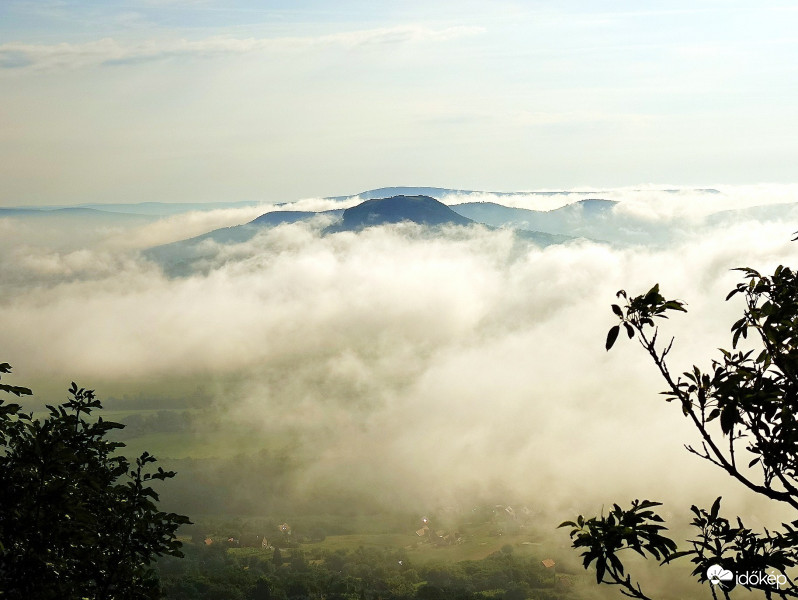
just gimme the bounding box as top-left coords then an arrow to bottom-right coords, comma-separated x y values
0,26 -> 485,71
2,188 -> 798,519
438,184 -> 798,219
272,196 -> 364,213
105,205 -> 270,249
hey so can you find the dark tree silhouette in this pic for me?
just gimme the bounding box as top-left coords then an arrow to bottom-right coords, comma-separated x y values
561,265 -> 798,599
0,364 -> 190,600
272,546 -> 284,567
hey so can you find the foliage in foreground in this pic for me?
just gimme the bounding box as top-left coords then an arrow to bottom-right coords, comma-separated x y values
158,543 -> 574,600
562,266 -> 798,599
0,365 -> 191,600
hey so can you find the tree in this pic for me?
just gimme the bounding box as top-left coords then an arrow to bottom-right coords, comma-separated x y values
561,265 -> 798,599
251,577 -> 273,600
0,364 -> 191,599
272,547 -> 284,567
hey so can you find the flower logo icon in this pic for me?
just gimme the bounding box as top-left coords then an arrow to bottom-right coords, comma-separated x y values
707,564 -> 734,588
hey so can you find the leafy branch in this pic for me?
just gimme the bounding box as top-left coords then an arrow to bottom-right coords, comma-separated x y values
566,264 -> 798,598
560,500 -> 677,599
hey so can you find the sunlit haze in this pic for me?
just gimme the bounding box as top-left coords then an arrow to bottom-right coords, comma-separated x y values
3,3 -> 798,599
2,1 -> 798,205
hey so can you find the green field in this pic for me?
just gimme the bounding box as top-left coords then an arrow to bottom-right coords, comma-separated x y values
104,407 -> 571,572
119,430 -> 273,459
293,526 -> 549,565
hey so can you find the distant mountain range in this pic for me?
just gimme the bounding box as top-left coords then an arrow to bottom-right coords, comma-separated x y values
450,199 -> 618,236
134,188 -> 798,276
327,195 -> 473,231
0,185 -> 722,217
145,194 -> 578,276
5,186 -> 797,277
0,206 -> 157,223
0,201 -> 261,217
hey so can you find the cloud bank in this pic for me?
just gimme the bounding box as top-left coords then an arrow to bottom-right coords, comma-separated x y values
1,186 -> 797,527
0,26 -> 484,71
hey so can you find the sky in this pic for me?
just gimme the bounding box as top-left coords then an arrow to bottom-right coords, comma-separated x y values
2,0 -> 798,206
4,5 -> 798,593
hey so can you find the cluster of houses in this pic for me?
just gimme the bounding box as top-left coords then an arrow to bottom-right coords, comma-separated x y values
203,534 -> 270,548
201,522 -> 292,549
414,517 -> 464,547
494,504 -> 534,522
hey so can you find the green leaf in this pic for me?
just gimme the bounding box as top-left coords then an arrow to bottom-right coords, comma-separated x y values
662,550 -> 694,564
605,325 -> 620,351
595,559 -> 606,583
720,406 -> 737,433
710,497 -> 722,520
0,384 -> 33,397
558,521 -> 576,528
662,300 -> 687,312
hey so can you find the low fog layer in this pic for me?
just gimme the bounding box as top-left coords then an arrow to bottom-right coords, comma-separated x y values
2,186 -> 798,529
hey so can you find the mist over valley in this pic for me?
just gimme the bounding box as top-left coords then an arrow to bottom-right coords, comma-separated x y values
5,2 -> 798,596
3,184 -> 798,598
